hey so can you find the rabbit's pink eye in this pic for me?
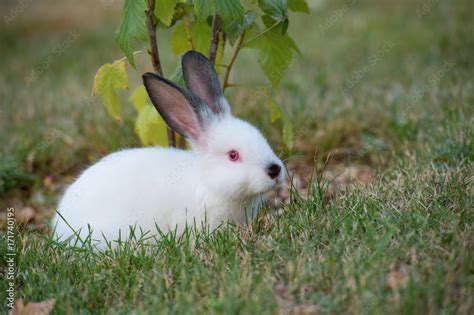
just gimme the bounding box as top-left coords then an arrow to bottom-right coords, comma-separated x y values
227,150 -> 240,162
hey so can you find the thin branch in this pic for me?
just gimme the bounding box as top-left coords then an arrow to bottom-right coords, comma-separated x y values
223,83 -> 240,88
146,0 -> 163,75
222,31 -> 245,91
220,32 -> 227,57
177,135 -> 187,149
146,0 -> 176,147
181,12 -> 195,50
242,21 -> 280,46
208,14 -> 221,64
118,50 -> 144,62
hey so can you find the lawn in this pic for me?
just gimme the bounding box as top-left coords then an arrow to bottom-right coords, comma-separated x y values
0,0 -> 473,314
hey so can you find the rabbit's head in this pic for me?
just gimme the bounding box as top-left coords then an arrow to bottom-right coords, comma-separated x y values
143,51 -> 285,198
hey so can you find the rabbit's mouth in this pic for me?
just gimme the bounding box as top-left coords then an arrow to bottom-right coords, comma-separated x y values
272,178 -> 284,190
244,182 -> 278,197
259,176 -> 284,194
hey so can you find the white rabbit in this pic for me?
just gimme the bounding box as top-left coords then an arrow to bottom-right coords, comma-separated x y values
52,51 -> 285,247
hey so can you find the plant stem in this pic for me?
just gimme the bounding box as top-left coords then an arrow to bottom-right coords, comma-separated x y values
220,32 -> 227,57
146,0 -> 162,75
182,12 -> 195,50
177,135 -> 187,149
242,21 -> 280,46
208,14 -> 221,64
146,0 -> 176,148
222,31 -> 245,91
118,50 -> 144,62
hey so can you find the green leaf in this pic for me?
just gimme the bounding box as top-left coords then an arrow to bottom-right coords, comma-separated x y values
246,27 -> 300,87
171,21 -> 211,55
114,0 -> 148,68
194,0 -> 244,23
281,17 -> 289,34
135,104 -> 169,147
129,85 -> 148,112
154,0 -> 177,26
282,114 -> 294,150
288,0 -> 309,13
92,60 -> 128,120
169,62 -> 186,87
267,95 -> 294,149
258,0 -> 287,21
170,23 -> 188,55
261,14 -> 276,28
225,10 -> 257,45
266,96 -> 282,122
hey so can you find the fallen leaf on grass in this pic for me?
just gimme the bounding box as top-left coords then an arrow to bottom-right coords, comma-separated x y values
8,299 -> 56,315
386,270 -> 408,289
274,283 -> 290,299
289,304 -> 319,315
15,207 -> 36,225
0,206 -> 37,228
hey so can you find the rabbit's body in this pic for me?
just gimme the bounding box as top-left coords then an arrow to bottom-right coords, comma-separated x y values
53,147 -> 259,242
53,51 -> 284,247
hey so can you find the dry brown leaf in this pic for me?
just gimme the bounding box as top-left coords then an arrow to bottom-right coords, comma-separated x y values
386,270 -> 408,289
8,298 -> 56,315
274,283 -> 290,299
15,207 -> 36,225
43,176 -> 54,191
289,304 -> 319,315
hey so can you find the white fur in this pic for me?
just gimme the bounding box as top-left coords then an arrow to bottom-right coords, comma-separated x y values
52,115 -> 284,246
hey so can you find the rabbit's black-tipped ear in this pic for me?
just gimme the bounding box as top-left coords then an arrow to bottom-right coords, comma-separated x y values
142,72 -> 210,141
182,51 -> 230,116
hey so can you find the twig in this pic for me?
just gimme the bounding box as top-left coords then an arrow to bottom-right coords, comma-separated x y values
223,83 -> 240,88
146,0 -> 176,147
242,21 -> 280,46
182,12 -> 195,50
222,31 -> 245,91
220,32 -> 227,57
146,0 -> 163,75
177,135 -> 187,149
216,32 -> 227,73
118,50 -> 144,62
208,14 -> 221,64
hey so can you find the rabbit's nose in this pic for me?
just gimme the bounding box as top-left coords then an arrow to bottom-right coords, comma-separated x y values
267,163 -> 281,179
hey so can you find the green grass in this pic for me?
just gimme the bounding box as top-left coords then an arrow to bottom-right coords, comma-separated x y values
1,146 -> 472,313
1,0 -> 473,313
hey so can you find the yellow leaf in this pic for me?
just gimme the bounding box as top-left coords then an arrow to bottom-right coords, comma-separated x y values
154,0 -> 177,26
135,105 -> 169,147
129,85 -> 149,112
266,95 -> 294,150
266,95 -> 282,122
171,21 -> 211,55
92,60 -> 128,120
9,298 -> 56,315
